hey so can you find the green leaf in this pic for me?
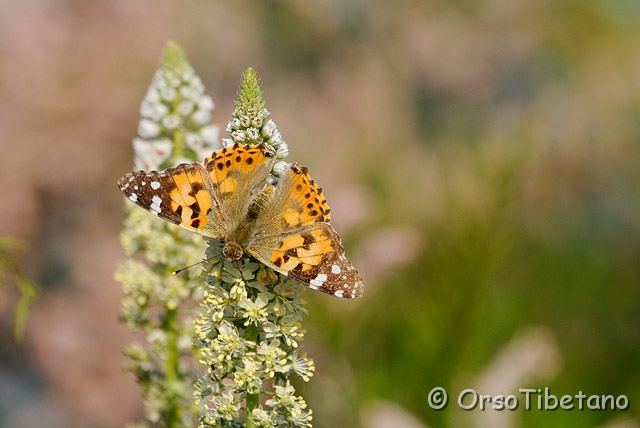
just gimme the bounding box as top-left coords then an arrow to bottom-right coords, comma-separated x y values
12,276 -> 39,340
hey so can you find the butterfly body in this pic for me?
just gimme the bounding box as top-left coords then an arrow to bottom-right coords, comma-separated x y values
118,143 -> 364,299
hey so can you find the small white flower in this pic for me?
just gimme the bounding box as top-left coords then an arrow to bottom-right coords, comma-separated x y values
250,408 -> 276,427
167,74 -> 181,88
190,75 -> 204,92
233,358 -> 262,393
238,293 -> 270,326
276,142 -> 289,158
138,119 -> 160,139
177,101 -> 195,116
262,119 -> 276,137
240,115 -> 251,127
185,86 -> 201,101
246,128 -> 260,142
217,320 -> 238,338
192,109 -> 212,125
291,355 -> 315,382
132,137 -> 152,154
252,112 -> 265,127
153,139 -> 173,158
140,100 -> 156,119
162,115 -> 181,130
232,130 -> 246,142
213,392 -> 240,421
147,328 -> 167,345
133,137 -> 172,171
159,86 -> 177,101
201,125 -> 220,145
150,73 -> 163,89
154,103 -> 169,119
133,140 -> 159,170
180,67 -> 194,81
198,95 -> 215,112
270,130 -> 283,146
185,133 -> 204,150
266,175 -> 279,185
222,137 -> 235,148
145,87 -> 161,104
273,161 -> 289,177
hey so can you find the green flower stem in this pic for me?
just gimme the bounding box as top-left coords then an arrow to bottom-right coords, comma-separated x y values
164,306 -> 179,428
171,128 -> 185,165
0,237 -> 38,341
246,323 -> 259,428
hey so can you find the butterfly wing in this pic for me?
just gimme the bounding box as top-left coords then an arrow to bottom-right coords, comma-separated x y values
117,143 -> 276,241
247,163 -> 364,298
118,162 -> 227,240
202,143 -> 276,231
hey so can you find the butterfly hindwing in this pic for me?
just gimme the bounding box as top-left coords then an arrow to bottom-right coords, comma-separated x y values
247,163 -> 364,298
251,163 -> 330,234
247,223 -> 364,298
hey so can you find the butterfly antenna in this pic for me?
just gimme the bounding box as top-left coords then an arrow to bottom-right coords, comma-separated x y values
172,257 -> 213,275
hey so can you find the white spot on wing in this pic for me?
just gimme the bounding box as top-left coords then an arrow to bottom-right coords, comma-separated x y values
309,273 -> 327,288
128,194 -> 138,202
151,181 -> 161,190
309,284 -> 319,290
334,290 -> 344,298
150,195 -> 162,214
331,264 -> 341,274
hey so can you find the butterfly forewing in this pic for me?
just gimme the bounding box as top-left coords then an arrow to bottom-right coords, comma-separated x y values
117,163 -> 226,240
203,143 -> 276,229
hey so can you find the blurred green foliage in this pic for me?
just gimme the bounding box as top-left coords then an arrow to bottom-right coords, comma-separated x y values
0,237 -> 38,341
251,1 -> 640,427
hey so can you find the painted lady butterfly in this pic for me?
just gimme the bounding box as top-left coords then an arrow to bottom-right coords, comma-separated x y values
118,143 -> 364,298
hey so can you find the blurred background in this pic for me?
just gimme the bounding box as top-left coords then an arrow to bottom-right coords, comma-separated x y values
1,0 -> 639,427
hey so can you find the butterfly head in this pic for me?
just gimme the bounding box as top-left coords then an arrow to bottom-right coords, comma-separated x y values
223,241 -> 244,262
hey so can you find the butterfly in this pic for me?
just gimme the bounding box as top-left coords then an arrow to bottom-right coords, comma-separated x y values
117,142 -> 364,298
